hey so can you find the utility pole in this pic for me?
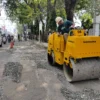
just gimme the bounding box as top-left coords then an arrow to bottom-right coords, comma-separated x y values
93,0 -> 96,35
93,0 -> 100,36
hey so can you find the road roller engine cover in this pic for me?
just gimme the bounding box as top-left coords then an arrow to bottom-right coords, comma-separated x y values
47,29 -> 100,82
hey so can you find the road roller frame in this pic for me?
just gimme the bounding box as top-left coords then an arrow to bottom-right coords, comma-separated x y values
47,29 -> 100,82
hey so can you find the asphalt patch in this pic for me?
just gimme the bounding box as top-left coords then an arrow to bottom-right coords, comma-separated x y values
3,62 -> 23,83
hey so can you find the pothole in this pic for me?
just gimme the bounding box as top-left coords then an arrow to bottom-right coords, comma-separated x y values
3,62 -> 23,83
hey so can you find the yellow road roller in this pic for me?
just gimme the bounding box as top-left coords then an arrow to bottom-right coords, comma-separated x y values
47,29 -> 100,82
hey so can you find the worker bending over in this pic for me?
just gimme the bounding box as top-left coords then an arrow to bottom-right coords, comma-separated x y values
55,17 -> 74,42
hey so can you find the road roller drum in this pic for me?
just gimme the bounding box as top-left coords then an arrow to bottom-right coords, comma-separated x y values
63,58 -> 100,82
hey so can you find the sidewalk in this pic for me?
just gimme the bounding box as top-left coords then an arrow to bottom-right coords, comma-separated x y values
33,41 -> 48,49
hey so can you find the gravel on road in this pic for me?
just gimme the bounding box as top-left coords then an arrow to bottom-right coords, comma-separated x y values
1,41 -> 100,100
3,62 -> 23,83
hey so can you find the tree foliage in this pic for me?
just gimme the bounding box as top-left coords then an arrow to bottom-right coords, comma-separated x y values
16,22 -> 23,34
81,13 -> 93,29
3,0 -> 98,40
4,0 -> 33,24
4,0 -> 93,26
76,0 -> 100,17
76,0 -> 90,11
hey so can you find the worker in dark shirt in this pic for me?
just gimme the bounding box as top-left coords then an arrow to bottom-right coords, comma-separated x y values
55,17 -> 74,42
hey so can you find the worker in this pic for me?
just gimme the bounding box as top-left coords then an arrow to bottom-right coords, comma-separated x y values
55,17 -> 74,42
10,35 -> 14,49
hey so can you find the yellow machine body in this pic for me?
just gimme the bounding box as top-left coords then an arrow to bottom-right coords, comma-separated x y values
48,32 -> 64,65
48,29 -> 100,82
48,29 -> 100,65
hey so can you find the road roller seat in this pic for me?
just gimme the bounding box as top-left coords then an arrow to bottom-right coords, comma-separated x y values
69,29 -> 85,36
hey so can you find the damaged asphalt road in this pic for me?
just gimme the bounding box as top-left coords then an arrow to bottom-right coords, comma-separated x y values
0,41 -> 100,100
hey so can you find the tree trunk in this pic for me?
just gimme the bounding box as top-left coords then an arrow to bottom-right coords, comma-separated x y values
42,23 -> 45,42
46,0 -> 56,33
64,0 -> 78,21
46,0 -> 52,31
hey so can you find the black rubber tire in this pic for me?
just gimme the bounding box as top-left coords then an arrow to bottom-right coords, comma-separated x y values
3,42 -> 6,44
0,43 -> 2,47
47,51 -> 56,66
